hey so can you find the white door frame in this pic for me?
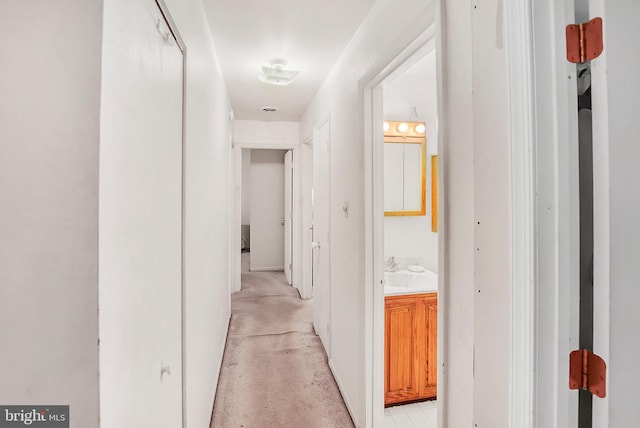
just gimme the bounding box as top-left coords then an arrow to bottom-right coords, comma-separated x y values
311,115 -> 332,354
231,143 -> 302,293
506,0 -> 537,426
300,134 -> 314,300
528,0 -> 582,426
284,150 -> 294,284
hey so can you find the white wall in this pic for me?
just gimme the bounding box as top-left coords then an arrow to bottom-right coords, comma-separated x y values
234,120 -> 300,148
438,2 -> 475,425
0,2 -> 102,427
249,150 -> 286,271
101,1 -> 233,427
301,0 -> 513,426
383,50 -> 439,273
470,1 -> 512,426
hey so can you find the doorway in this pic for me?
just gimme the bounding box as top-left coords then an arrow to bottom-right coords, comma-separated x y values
361,18 -> 441,426
240,149 -> 292,275
380,47 -> 440,426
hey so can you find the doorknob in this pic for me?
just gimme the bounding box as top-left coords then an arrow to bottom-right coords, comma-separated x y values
280,218 -> 285,225
312,241 -> 320,249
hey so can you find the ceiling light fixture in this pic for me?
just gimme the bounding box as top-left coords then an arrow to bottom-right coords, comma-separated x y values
257,59 -> 300,86
261,106 -> 279,113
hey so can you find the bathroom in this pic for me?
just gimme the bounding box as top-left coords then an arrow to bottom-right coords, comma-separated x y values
382,46 -> 439,427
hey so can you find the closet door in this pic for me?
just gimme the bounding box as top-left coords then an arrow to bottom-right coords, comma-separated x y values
99,1 -> 184,426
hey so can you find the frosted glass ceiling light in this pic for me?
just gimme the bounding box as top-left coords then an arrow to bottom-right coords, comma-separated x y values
415,124 -> 426,134
397,122 -> 409,133
257,59 -> 300,86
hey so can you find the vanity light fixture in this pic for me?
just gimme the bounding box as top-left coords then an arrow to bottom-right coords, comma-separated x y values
257,59 -> 300,86
383,120 -> 426,138
396,122 -> 409,133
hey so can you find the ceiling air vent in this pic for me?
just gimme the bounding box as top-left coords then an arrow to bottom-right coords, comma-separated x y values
262,107 -> 278,113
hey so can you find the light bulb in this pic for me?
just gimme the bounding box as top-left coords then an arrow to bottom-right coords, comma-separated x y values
415,124 -> 426,134
383,122 -> 390,132
397,123 -> 409,133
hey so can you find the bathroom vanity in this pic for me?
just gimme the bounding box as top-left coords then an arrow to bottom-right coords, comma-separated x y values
384,270 -> 438,406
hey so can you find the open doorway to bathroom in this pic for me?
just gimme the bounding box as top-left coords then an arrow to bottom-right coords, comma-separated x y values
361,17 -> 442,426
380,44 -> 440,427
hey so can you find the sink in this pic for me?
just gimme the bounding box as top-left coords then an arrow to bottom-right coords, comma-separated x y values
384,269 -> 437,295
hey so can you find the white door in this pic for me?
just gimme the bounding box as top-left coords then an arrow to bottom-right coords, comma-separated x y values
589,0 -> 640,425
312,120 -> 331,355
284,150 -> 293,285
99,1 -> 183,427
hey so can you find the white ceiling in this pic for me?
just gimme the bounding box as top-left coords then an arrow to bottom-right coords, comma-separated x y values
202,0 -> 376,121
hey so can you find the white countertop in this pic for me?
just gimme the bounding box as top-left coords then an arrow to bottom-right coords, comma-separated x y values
384,269 -> 438,296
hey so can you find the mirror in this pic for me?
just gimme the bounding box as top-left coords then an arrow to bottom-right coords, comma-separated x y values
383,121 -> 426,216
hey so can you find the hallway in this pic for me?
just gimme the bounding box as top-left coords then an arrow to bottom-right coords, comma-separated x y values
210,272 -> 354,427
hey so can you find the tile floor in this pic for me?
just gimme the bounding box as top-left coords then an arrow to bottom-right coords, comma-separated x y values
384,400 -> 437,428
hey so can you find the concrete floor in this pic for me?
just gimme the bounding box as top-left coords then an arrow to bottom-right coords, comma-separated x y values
210,271 -> 354,428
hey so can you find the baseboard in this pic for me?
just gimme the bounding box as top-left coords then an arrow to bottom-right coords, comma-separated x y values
249,265 -> 284,272
328,358 -> 362,428
208,313 -> 231,428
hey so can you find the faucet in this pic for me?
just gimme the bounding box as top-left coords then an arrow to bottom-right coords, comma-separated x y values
385,256 -> 399,272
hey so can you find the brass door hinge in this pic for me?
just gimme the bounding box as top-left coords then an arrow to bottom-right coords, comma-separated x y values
569,349 -> 607,398
566,17 -> 604,63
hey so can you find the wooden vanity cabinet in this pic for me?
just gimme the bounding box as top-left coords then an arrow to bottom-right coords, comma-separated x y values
384,292 -> 437,406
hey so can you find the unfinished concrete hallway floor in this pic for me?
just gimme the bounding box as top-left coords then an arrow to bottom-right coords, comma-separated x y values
210,271 -> 354,428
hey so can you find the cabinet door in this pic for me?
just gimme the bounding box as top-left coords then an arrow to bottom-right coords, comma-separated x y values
419,294 -> 438,399
385,296 -> 421,405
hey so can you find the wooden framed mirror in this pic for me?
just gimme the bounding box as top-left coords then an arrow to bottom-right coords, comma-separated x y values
383,121 -> 426,216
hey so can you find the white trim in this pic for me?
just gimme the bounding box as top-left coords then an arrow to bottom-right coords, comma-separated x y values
359,4 -> 438,427
328,358 -> 362,428
506,0 -> 536,426
209,314 -> 231,428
